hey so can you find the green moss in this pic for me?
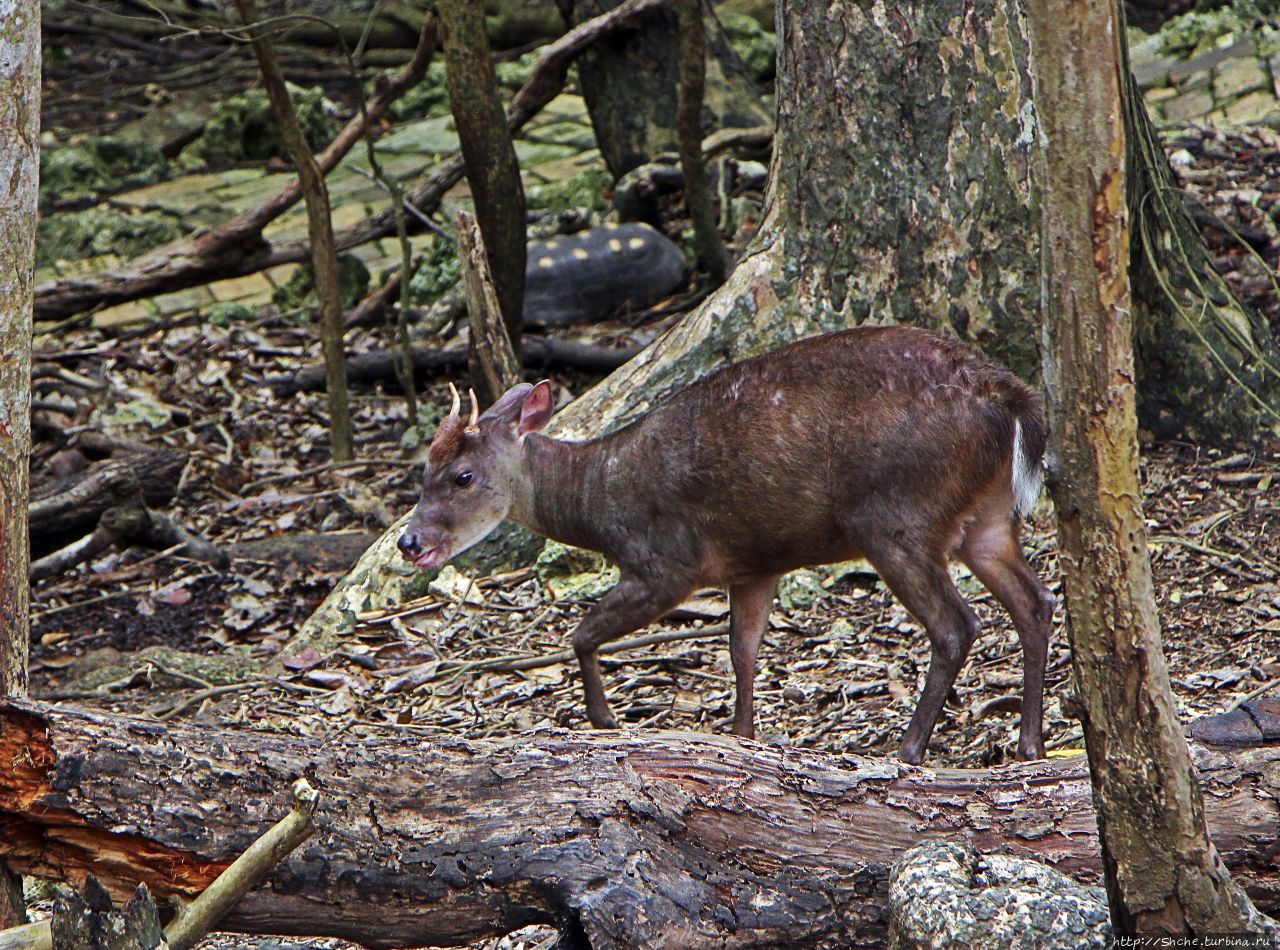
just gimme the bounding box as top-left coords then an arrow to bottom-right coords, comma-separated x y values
406,235 -> 462,305
39,137 -> 167,207
387,62 -> 451,122
189,84 -> 338,168
206,302 -> 256,325
526,166 -> 613,214
272,253 -> 371,311
1157,7 -> 1260,56
494,49 -> 541,91
37,207 -> 185,267
719,12 -> 776,83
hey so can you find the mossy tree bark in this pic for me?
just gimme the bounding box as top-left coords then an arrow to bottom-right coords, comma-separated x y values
279,0 -> 1280,661
0,0 -> 38,927
440,0 -> 527,381
1029,0 -> 1271,937
237,0 -> 354,461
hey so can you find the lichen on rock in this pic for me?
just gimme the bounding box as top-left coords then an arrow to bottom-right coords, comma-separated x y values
888,840 -> 1109,949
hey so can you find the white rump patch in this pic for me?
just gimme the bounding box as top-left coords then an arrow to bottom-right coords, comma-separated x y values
1012,419 -> 1043,517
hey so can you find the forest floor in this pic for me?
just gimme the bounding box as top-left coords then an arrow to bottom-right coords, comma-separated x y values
23,5 -> 1280,949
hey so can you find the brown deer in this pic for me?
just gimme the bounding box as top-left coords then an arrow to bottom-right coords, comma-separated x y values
399,327 -> 1054,763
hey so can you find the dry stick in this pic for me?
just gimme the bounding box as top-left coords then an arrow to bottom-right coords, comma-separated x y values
162,778 -> 318,949
455,210 -> 522,400
675,0 -> 727,283
237,0 -> 353,462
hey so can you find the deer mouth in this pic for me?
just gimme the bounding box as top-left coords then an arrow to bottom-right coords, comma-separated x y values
413,545 -> 448,571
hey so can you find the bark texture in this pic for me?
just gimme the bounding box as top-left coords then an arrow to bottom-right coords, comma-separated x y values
0,0 -> 39,927
2,700 -> 1280,948
1029,0 -> 1269,937
456,211 -> 522,404
440,0 -> 527,360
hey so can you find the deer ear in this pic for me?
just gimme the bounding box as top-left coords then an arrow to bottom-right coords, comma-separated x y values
481,382 -> 534,425
517,380 -> 554,436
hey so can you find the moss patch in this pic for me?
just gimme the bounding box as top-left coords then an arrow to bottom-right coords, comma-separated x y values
40,137 -> 168,207
188,84 -> 338,168
526,166 -> 613,215
406,235 -> 462,305
272,253 -> 371,311
37,207 -> 186,267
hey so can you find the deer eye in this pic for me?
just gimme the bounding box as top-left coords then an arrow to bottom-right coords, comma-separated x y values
454,471 -> 474,487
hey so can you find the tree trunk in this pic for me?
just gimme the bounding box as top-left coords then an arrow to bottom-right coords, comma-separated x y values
1121,21 -> 1280,442
0,0 -> 39,928
238,0 -> 354,462
560,0 -> 770,178
676,0 -> 728,283
440,0 -> 527,372
1029,0 -> 1270,937
2,700 -> 1279,948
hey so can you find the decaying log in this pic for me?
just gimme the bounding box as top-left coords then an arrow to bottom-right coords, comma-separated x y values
1,699 -> 1278,948
281,336 -> 643,393
29,448 -> 186,554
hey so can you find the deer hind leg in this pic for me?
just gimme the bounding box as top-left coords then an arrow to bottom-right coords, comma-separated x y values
958,503 -> 1055,760
868,545 -> 982,765
728,575 -> 780,739
571,570 -> 694,730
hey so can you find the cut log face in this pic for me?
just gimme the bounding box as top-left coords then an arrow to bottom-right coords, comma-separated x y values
1,700 -> 1279,948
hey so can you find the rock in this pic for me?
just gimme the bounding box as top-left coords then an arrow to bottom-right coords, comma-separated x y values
37,207 -> 185,268
719,12 -> 776,83
40,137 -> 168,207
187,84 -> 338,168
778,569 -> 826,611
1214,53 -> 1269,100
534,540 -> 619,602
888,841 -> 1109,949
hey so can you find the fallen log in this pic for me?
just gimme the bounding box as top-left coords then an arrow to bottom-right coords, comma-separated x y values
1,699 -> 1278,947
30,448 -> 187,555
280,336 -> 644,393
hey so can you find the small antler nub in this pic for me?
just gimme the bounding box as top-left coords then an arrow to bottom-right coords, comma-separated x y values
466,389 -> 480,432
446,382 -> 461,418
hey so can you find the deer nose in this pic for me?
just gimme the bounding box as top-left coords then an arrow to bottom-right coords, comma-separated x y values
398,529 -> 422,561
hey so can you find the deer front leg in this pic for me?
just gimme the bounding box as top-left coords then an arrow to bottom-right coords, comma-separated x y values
571,571 -> 693,730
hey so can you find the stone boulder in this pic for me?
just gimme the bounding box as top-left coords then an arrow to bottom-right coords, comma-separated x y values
889,840 -> 1109,949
